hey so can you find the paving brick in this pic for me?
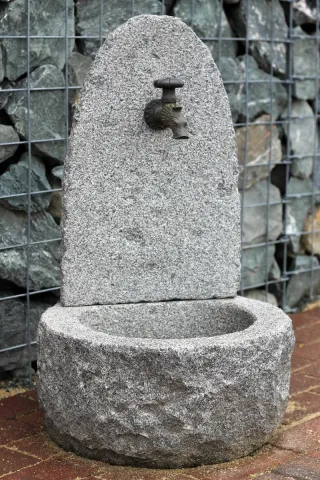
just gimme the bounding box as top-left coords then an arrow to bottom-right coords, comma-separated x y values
272,455 -> 320,479
2,454 -> 99,480
20,389 -> 39,404
17,409 -> 44,428
300,360 -> 320,378
309,450 -> 320,458
301,308 -> 320,321
290,373 -> 320,396
0,394 -> 38,422
257,474 -> 295,480
271,416 -> 320,453
292,342 -> 320,362
0,446 -> 39,476
283,392 -> 320,424
5,432 -> 62,460
291,357 -> 312,373
163,446 -> 295,480
295,323 -> 320,344
0,419 -> 37,446
97,466 -> 177,480
291,311 -> 320,330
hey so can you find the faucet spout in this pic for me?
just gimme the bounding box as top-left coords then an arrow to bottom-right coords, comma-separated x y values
162,105 -> 189,139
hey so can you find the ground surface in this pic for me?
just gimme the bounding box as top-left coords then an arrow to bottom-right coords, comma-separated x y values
0,308 -> 320,479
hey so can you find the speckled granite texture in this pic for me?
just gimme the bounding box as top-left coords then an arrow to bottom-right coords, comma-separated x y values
38,297 -> 294,468
38,15 -> 294,469
60,14 -> 240,307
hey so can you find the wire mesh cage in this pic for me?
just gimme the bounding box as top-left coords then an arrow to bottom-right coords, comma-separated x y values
0,0 -> 319,383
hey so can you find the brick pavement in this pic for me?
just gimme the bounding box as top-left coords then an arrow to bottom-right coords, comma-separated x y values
0,308 -> 320,479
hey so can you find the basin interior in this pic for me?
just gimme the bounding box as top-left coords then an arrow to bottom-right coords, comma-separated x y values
79,300 -> 255,339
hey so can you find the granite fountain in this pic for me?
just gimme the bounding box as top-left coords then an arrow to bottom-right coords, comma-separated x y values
37,15 -> 295,469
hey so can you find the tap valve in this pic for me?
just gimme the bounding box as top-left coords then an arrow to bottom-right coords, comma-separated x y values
154,78 -> 184,104
144,77 -> 189,139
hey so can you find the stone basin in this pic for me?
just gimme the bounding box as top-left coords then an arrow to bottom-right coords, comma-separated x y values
37,296 -> 294,468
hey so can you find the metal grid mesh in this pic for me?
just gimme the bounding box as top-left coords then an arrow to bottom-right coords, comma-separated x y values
0,0 -> 319,383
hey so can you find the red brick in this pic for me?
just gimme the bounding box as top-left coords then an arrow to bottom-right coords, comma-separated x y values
291,356 -> 312,373
292,342 -> 320,362
257,475 -> 295,480
5,432 -> 62,460
0,394 -> 38,422
2,454 -> 99,480
290,373 -> 320,396
97,466 -> 177,480
0,446 -> 39,476
271,416 -> 320,453
301,308 -> 320,321
163,446 -> 295,480
272,455 -> 320,478
295,323 -> 320,344
309,450 -> 320,458
291,311 -> 320,330
0,419 -> 37,446
299,359 -> 320,378
20,389 -> 38,404
283,392 -> 320,425
17,409 -> 44,428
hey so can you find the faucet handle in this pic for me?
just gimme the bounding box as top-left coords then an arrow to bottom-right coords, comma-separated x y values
154,78 -> 184,104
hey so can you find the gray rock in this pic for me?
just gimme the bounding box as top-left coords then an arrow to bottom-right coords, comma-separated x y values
313,126 -> 320,203
238,55 -> 287,121
0,80 -> 14,110
219,56 -> 242,122
244,289 -> 278,306
48,191 -> 62,221
0,47 -> 4,83
293,27 -> 319,100
0,0 -> 74,81
284,210 -> 301,254
76,0 -> 162,58
269,259 -> 281,281
286,255 -> 320,309
0,293 -> 50,374
174,0 -> 236,60
0,153 -> 51,212
242,180 -> 283,245
5,65 -> 66,164
237,115 -> 282,190
228,0 -> 288,78
241,245 -> 275,288
52,166 -> 63,182
0,124 -> 19,164
38,296 -> 294,468
219,55 -> 288,124
287,177 -> 313,234
282,100 -> 316,179
61,15 -> 240,307
0,205 -> 60,290
301,205 -> 320,255
292,0 -> 320,26
68,52 -> 93,105
48,172 -> 62,220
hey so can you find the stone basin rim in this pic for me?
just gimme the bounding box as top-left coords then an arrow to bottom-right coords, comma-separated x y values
40,296 -> 292,350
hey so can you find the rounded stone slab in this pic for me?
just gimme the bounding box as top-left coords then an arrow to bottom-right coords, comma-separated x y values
61,15 -> 240,307
37,296 -> 294,468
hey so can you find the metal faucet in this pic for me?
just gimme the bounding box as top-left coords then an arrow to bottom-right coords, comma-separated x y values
144,78 -> 189,139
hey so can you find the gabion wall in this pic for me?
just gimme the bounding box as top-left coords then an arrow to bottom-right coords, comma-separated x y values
0,0 -> 320,380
